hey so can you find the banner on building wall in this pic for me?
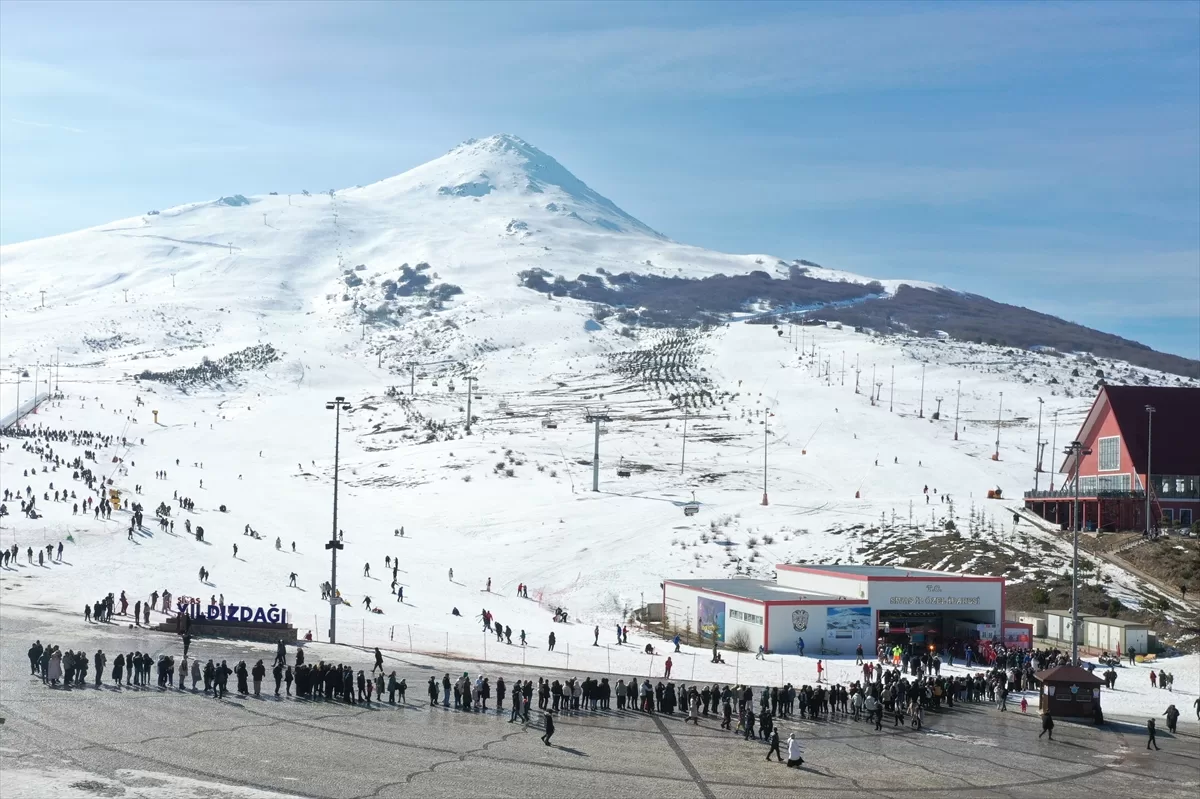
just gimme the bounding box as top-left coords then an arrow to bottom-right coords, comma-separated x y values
826,607 -> 871,639
697,596 -> 726,643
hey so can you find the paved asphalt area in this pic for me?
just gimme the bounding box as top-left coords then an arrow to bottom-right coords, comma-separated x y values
2,607 -> 1198,799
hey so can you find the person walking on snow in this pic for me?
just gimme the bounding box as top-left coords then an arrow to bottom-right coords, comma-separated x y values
594,626 -> 600,646
363,563 -> 370,577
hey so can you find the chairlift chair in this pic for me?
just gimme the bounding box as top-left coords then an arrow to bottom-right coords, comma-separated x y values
541,416 -> 558,429
683,491 -> 700,517
616,457 -> 632,478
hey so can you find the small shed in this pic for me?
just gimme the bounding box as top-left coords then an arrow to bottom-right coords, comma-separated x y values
1044,610 -> 1150,655
1035,665 -> 1104,721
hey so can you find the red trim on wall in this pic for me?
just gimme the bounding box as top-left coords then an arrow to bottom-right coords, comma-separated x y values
762,598 -> 868,606
775,564 -> 1003,583
867,575 -> 1005,583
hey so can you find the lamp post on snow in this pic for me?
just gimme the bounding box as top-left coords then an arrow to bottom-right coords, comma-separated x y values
325,396 -> 350,643
1065,439 -> 1091,664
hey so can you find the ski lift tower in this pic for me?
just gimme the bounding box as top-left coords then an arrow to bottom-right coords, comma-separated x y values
584,410 -> 612,492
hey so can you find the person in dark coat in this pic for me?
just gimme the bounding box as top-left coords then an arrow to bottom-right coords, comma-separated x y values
112,653 -> 125,685
1039,710 -> 1054,740
541,711 -> 555,746
1146,718 -> 1160,750
766,727 -> 783,761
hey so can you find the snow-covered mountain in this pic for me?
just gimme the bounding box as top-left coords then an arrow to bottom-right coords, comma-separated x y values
1,135 -> 1195,671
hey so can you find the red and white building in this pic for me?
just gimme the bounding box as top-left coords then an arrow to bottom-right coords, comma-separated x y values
663,564 -> 1005,657
1024,385 -> 1200,532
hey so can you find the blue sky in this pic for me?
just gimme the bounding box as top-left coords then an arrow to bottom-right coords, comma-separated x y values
2,0 -> 1197,358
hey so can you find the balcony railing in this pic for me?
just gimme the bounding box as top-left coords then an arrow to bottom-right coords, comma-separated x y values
1024,489 -> 1147,500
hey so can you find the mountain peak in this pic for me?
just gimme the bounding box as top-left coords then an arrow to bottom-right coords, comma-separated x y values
366,134 -> 663,238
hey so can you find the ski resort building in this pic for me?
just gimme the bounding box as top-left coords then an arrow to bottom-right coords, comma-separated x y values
663,565 -> 1004,657
1023,385 -> 1200,532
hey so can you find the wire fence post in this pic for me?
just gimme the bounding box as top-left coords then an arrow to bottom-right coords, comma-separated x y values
606,646 -> 611,673
408,625 -> 412,653
445,632 -> 448,654
780,658 -> 784,685
361,620 -> 364,648
690,653 -> 696,680
484,632 -> 487,660
736,652 -> 740,685
649,653 -> 655,677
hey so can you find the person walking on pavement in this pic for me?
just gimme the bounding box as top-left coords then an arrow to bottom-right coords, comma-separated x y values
541,710 -> 555,746
786,733 -> 804,768
372,648 -> 384,674
1146,718 -> 1160,750
766,727 -> 783,761
1039,709 -> 1054,740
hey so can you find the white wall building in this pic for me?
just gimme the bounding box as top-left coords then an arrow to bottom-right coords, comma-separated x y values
664,564 -> 1005,656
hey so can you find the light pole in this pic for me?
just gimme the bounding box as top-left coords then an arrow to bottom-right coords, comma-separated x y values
325,396 -> 350,643
993,392 -> 1004,460
1034,398 -> 1044,491
680,407 -> 688,475
934,396 -> 943,420
918,364 -> 925,418
1145,405 -> 1155,535
1065,439 -> 1091,664
889,366 -> 894,412
761,413 -> 771,506
954,380 -> 961,440
1050,410 -> 1059,490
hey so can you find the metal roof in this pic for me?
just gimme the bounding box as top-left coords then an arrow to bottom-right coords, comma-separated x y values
666,578 -> 857,603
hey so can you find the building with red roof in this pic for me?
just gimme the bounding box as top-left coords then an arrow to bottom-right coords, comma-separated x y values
1025,385 -> 1200,532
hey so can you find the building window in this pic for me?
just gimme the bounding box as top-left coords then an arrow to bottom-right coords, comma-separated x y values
1096,474 -> 1130,492
1079,476 -> 1097,494
729,609 -> 764,625
1097,436 -> 1120,471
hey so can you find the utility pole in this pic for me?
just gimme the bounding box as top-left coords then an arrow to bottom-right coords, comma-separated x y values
954,380 -> 961,440
1065,439 -> 1090,665
1034,398 -> 1044,491
1145,405 -> 1155,535
934,396 -> 943,420
465,377 -> 477,433
918,364 -> 925,418
841,352 -> 845,387
870,364 -> 876,405
55,347 -> 60,394
889,366 -> 894,413
854,355 -> 861,394
171,272 -> 176,288
585,411 -> 611,492
39,290 -> 46,308
680,407 -> 688,475
993,392 -> 1004,460
408,363 -> 416,395
324,396 -> 350,644
123,289 -> 129,303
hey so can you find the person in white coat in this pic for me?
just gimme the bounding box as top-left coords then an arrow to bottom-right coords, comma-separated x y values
48,649 -> 63,685
786,733 -> 804,768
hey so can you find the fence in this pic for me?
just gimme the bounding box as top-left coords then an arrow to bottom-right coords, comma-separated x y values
307,615 -> 826,688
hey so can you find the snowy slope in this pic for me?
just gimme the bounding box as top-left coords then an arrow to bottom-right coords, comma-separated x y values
1,134 -> 1194,680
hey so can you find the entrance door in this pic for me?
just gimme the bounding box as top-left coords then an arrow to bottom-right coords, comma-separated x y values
1179,508 -> 1193,528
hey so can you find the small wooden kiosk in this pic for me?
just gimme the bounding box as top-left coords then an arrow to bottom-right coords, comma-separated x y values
1035,665 -> 1104,722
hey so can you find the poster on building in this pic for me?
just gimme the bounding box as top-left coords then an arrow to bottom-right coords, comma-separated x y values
697,596 -> 726,644
826,607 -> 871,640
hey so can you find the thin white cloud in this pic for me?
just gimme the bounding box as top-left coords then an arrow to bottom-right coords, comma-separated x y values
5,117 -> 85,134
